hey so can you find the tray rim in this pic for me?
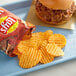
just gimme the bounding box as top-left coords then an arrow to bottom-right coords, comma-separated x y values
7,56 -> 76,76
0,0 -> 30,7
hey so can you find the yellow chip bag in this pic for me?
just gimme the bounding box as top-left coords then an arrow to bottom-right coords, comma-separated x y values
48,34 -> 66,48
19,48 -> 42,68
46,43 -> 64,57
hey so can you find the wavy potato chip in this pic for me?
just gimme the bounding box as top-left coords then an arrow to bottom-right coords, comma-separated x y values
17,41 -> 29,54
15,30 -> 66,68
34,30 -> 53,41
28,30 -> 53,48
45,30 -> 53,34
17,33 -> 43,54
44,30 -> 53,40
40,41 -> 54,64
19,48 -> 42,68
46,43 -> 64,57
13,48 -> 22,60
13,48 -> 21,56
48,34 -> 66,48
30,32 -> 43,48
22,34 -> 31,40
18,54 -> 21,60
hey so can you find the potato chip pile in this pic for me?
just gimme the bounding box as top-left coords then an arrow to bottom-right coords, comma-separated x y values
13,30 -> 66,68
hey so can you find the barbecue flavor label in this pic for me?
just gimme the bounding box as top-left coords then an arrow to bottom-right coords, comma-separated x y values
0,16 -> 18,34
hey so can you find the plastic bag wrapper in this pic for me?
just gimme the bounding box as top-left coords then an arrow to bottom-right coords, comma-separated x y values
0,7 -> 36,57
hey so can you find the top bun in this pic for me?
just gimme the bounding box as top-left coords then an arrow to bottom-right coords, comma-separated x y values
39,0 -> 73,10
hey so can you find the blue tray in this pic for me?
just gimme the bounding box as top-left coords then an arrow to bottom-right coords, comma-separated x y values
0,0 -> 76,76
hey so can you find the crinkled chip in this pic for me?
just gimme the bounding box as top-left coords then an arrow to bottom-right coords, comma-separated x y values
13,48 -> 21,56
22,34 -> 31,40
44,30 -> 53,40
32,32 -> 44,41
19,48 -> 42,68
40,41 -> 54,64
45,30 -> 53,34
30,32 -> 47,48
15,31 -> 66,68
46,43 -> 64,57
13,48 -> 22,60
48,34 -> 66,48
17,33 -> 43,54
17,40 -> 30,54
37,32 -> 45,40
30,33 -> 43,48
18,54 -> 21,60
31,30 -> 53,46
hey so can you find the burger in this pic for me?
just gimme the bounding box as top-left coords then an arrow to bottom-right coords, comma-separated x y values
35,0 -> 75,25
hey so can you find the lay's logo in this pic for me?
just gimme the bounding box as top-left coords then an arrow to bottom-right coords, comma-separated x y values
0,16 -> 18,34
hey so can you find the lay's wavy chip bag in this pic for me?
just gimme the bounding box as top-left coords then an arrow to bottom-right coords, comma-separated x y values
0,7 -> 36,57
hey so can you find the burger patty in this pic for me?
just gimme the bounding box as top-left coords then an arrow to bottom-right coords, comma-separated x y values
35,0 -> 75,24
